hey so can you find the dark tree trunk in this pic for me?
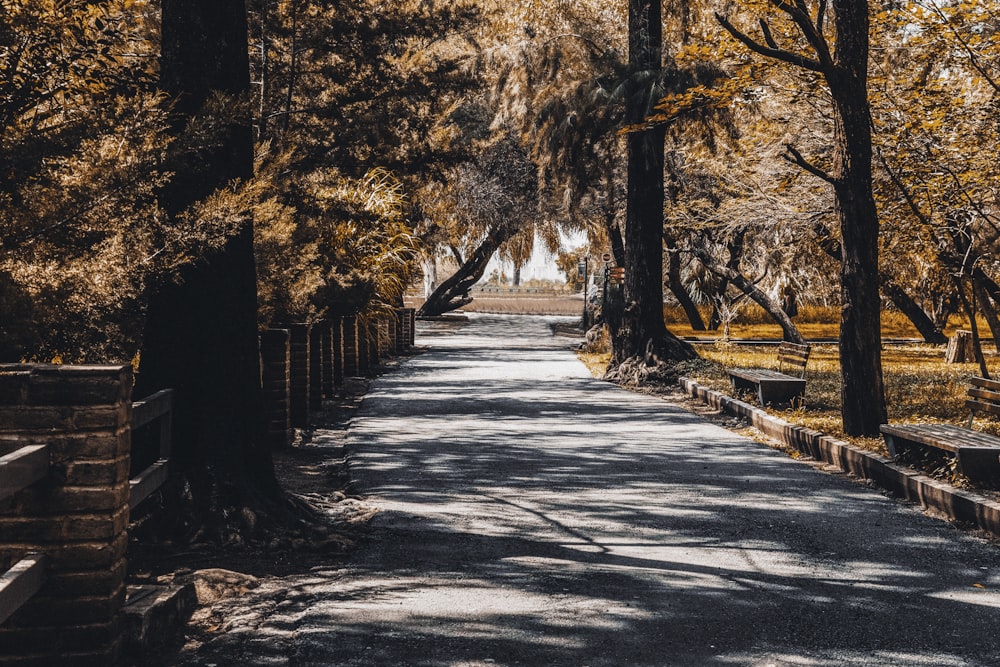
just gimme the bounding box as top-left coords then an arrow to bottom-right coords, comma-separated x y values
665,237 -> 706,331
973,280 -> 1000,353
612,0 -> 696,366
718,0 -> 887,435
816,222 -> 945,344
418,226 -> 516,316
972,269 -> 1000,352
137,0 -> 281,527
693,249 -> 806,345
828,5 -> 887,435
880,276 -> 947,344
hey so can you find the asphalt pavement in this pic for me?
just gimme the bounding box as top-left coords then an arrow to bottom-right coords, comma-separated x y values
177,313 -> 1000,666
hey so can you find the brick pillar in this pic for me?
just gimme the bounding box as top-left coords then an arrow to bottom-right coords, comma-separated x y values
259,329 -> 291,448
331,317 -> 345,387
288,324 -> 310,429
392,310 -> 404,354
405,307 -> 416,346
367,318 -> 380,368
308,325 -> 323,412
0,364 -> 132,666
320,321 -> 334,399
356,316 -> 370,374
383,318 -> 392,358
342,315 -> 359,377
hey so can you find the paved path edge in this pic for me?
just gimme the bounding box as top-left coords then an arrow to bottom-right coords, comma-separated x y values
678,376 -> 1000,537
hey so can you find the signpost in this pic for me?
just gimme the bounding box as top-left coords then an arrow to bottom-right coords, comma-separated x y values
578,256 -> 589,329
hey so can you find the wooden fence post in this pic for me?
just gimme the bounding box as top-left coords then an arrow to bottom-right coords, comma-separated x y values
308,325 -> 323,413
331,317 -> 345,387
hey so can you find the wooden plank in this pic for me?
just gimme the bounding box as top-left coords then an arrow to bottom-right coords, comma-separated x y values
0,445 -> 49,501
971,376 -> 1000,392
968,387 -> 1000,405
0,554 -> 47,625
131,389 -> 173,430
129,459 -> 169,510
880,424 -> 964,454
966,399 -> 1000,419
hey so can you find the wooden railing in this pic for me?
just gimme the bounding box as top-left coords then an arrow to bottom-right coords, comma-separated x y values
0,445 -> 50,502
0,553 -> 47,625
0,446 -> 51,624
0,444 -> 52,623
0,444 -> 51,625
129,388 -> 173,509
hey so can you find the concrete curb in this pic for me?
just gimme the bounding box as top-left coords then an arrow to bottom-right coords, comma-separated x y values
678,376 -> 1000,537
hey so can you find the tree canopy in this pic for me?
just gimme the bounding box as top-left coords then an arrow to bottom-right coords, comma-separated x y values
8,0 -> 1000,521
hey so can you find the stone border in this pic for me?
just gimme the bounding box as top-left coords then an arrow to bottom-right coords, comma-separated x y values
678,377 -> 1000,537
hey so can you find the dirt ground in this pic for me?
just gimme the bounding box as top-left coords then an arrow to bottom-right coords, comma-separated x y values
125,375 -> 384,664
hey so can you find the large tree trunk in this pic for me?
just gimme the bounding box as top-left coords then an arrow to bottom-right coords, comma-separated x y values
816,222 -> 945,344
137,0 -> 281,532
611,0 -> 697,368
828,4 -> 887,436
718,0 -> 887,435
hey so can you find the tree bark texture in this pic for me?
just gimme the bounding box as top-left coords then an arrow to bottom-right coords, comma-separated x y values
614,0 -> 697,365
828,0 -> 887,435
817,222 -> 944,344
137,0 -> 280,521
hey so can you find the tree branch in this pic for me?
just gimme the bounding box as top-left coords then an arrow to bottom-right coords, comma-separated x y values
782,143 -> 835,184
715,13 -> 824,72
768,0 -> 834,70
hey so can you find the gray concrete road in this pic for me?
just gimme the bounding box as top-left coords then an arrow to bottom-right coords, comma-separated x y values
179,313 -> 1000,666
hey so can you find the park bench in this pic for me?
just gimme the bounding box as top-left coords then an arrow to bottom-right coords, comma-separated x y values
880,376 -> 1000,483
727,341 -> 811,406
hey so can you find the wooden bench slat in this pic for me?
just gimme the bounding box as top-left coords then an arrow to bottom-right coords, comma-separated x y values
880,422 -> 1000,481
728,344 -> 811,406
971,376 -> 1000,392
966,399 -> 1000,419
968,387 -> 1000,404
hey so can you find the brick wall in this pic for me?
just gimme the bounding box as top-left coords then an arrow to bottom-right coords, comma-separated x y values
288,324 -> 310,429
330,317 -> 345,388
342,315 -> 359,378
259,329 -> 291,448
308,326 -> 323,412
0,364 -> 132,666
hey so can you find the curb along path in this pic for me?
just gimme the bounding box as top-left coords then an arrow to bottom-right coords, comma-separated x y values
179,313 -> 1000,666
